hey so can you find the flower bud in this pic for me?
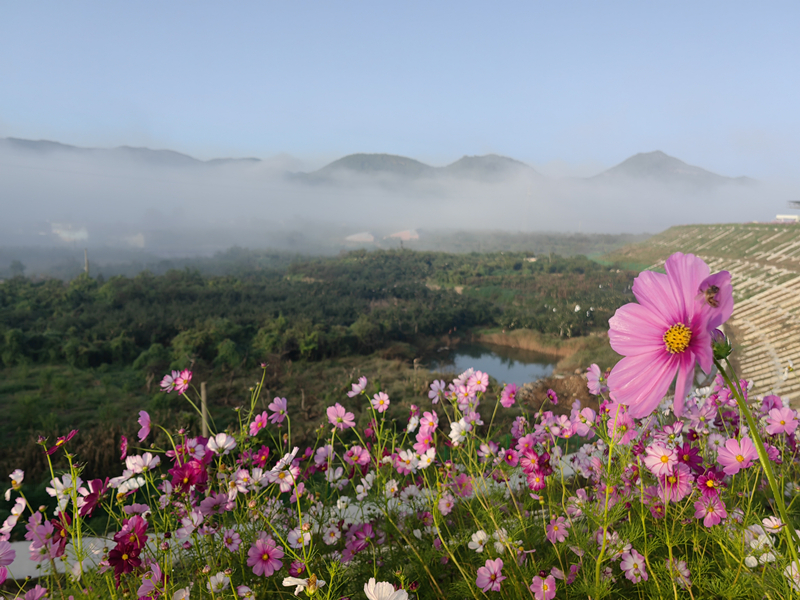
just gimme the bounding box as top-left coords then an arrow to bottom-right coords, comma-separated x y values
711,329 -> 732,360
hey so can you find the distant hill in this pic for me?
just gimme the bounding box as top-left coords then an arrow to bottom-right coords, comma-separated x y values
591,150 -> 754,187
440,154 -> 536,180
0,137 -> 261,167
297,152 -> 539,184
315,153 -> 435,178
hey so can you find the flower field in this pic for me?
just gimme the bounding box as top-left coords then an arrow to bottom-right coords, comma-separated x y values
2,252 -> 799,599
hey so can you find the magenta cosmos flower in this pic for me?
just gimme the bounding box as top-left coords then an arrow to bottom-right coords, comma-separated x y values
608,253 -> 732,418
247,537 -> 284,577
476,558 -> 506,592
327,403 -> 355,430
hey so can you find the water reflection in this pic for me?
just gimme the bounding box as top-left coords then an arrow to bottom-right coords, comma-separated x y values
426,342 -> 558,386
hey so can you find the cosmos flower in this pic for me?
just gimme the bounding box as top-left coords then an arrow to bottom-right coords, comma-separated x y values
476,558 -> 506,592
500,383 -> 517,408
370,392 -> 391,413
530,575 -> 556,600
247,537 -> 284,577
607,253 -> 731,418
364,578 -> 408,600
347,376 -> 368,398
620,549 -> 648,583
716,437 -> 757,475
327,403 -> 356,431
693,494 -> 727,527
268,397 -> 288,424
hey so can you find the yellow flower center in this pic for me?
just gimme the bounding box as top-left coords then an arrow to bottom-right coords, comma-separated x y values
736,454 -> 744,462
663,323 -> 692,354
122,553 -> 129,561
706,480 -> 715,487
660,455 -> 669,463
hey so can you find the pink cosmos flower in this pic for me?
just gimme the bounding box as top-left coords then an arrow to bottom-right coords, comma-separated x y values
468,371 -> 489,393
23,585 -> 48,600
438,493 -> 455,515
222,529 -> 241,552
766,407 -> 798,435
500,383 -> 517,408
137,411 -> 151,442
503,448 -> 519,467
476,558 -> 506,592
174,370 -> 192,395
347,376 -> 368,398
659,463 -> 693,503
249,411 -> 269,436
247,537 -> 284,577
694,494 -> 727,527
420,411 -> 438,432
620,549 -> 648,583
546,516 -> 570,544
606,408 -> 637,445
160,370 -> 180,393
573,407 -> 596,438
268,397 -> 288,424
327,403 -> 355,430
716,437 -> 757,475
643,445 -> 676,477
530,575 -> 556,600
607,253 -> 730,418
370,392 -> 390,413
586,363 -> 608,395
429,379 -> 446,404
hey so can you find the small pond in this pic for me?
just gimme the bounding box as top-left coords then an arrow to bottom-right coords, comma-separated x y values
425,342 -> 559,386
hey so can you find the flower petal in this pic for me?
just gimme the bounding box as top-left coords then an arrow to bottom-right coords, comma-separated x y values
609,302 -> 670,355
608,352 -> 679,418
664,252 -> 710,320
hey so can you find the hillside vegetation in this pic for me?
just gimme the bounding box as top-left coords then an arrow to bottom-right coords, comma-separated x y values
0,249 -> 633,480
604,222 -> 800,403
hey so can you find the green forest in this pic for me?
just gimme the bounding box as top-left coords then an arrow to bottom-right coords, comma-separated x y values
0,249 -> 634,484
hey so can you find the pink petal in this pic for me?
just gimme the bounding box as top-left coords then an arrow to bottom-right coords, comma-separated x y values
608,352 -> 679,418
609,303 -> 670,355
632,270 -> 683,325
672,352 -> 695,417
664,253 -> 710,320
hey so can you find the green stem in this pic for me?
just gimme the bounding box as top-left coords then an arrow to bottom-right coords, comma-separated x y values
715,357 -> 800,566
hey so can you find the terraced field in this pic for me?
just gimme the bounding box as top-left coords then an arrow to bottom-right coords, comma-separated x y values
604,223 -> 800,404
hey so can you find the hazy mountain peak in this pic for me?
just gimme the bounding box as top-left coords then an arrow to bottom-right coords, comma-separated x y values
594,150 -> 753,186
316,153 -> 434,178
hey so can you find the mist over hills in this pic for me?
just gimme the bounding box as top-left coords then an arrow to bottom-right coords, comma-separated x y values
0,136 -> 780,259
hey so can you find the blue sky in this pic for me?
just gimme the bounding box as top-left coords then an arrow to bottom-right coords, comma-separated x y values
2,2 -> 799,178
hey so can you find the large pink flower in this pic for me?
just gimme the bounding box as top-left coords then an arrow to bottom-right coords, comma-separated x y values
608,253 -> 730,418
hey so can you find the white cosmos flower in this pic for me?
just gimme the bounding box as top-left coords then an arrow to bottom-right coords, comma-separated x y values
468,530 -> 488,553
364,577 -> 409,600
283,576 -> 326,596
207,433 -> 237,455
417,447 -> 435,469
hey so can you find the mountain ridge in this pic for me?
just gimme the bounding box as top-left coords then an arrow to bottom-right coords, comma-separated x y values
0,137 -> 752,185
